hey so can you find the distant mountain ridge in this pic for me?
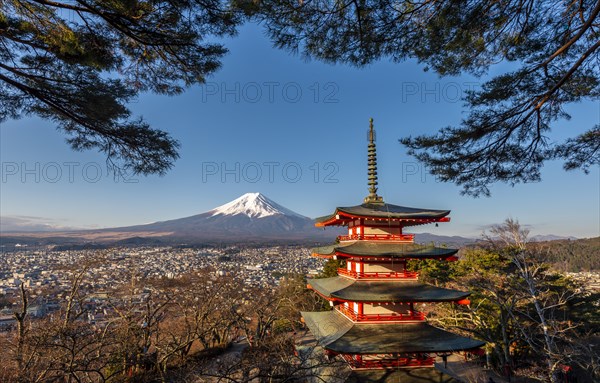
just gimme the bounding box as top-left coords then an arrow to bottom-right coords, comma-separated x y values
411,233 -> 476,247
529,234 -> 579,242
0,193 -> 583,247
0,193 -> 340,245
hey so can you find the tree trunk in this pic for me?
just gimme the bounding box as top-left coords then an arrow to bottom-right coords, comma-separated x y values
14,283 -> 28,379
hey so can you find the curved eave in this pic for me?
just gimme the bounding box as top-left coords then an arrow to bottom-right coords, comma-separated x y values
315,215 -> 450,228
311,243 -> 458,259
308,277 -> 470,303
314,211 -> 354,227
315,204 -> 451,227
311,245 -> 337,257
301,310 -> 485,354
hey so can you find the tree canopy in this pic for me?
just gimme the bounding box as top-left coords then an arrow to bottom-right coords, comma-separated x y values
247,0 -> 600,196
1,0 -> 240,175
2,1 -> 598,186
410,219 -> 600,381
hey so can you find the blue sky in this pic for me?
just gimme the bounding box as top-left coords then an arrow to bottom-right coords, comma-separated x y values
1,23 -> 599,238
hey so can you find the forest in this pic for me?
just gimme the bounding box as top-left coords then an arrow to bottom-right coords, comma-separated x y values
526,237 -> 600,272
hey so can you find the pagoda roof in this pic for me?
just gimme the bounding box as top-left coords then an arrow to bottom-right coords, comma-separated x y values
315,202 -> 450,227
346,368 -> 459,383
308,277 -> 470,303
301,310 -> 485,354
312,241 -> 458,259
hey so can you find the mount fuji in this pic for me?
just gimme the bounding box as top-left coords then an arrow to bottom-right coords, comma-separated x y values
208,192 -> 306,219
85,192 -> 337,243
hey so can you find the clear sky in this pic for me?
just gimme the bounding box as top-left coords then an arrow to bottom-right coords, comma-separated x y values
1,23 -> 599,238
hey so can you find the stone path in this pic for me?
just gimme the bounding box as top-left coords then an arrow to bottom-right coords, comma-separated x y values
435,354 -> 510,383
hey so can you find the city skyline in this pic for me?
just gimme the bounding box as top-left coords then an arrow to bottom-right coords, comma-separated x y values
1,23 -> 599,238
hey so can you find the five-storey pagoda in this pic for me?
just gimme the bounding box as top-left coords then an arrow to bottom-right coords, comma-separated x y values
302,119 -> 484,382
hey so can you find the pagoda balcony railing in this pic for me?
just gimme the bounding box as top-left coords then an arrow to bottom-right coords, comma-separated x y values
337,268 -> 419,280
340,354 -> 434,369
336,305 -> 426,322
338,234 -> 415,242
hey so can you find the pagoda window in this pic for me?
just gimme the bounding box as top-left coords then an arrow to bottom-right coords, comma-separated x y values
363,262 -> 405,274
363,303 -> 411,316
363,226 -> 401,236
363,355 -> 375,360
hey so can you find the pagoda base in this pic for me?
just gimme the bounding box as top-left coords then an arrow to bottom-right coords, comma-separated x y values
340,353 -> 434,370
345,368 -> 459,383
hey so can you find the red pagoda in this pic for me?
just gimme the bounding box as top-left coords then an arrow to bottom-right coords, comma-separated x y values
302,119 -> 484,382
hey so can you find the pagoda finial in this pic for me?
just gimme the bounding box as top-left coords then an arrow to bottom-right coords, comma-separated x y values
364,118 -> 384,205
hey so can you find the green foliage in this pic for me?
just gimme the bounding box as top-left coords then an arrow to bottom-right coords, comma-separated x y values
456,248 -> 512,278
408,258 -> 457,285
1,0 -> 240,175
272,318 -> 293,334
569,290 -> 600,332
249,1 -> 600,195
316,258 -> 345,279
432,239 -> 600,381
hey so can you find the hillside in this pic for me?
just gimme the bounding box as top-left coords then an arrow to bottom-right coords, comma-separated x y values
530,237 -> 600,272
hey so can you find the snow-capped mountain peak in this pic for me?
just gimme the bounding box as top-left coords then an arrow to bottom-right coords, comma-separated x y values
209,193 -> 306,219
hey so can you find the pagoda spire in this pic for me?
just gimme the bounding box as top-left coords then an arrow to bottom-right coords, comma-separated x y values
364,118 -> 384,204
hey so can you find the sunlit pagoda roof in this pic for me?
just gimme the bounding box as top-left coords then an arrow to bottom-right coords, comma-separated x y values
315,203 -> 451,227
312,241 -> 458,259
308,277 -> 469,303
301,310 -> 485,354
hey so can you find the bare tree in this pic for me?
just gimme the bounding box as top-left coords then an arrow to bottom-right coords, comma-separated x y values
488,219 -> 590,382
13,282 -> 28,377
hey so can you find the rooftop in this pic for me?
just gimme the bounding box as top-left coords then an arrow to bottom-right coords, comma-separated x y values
312,242 -> 458,259
315,203 -> 451,227
301,310 -> 485,354
308,277 -> 470,303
